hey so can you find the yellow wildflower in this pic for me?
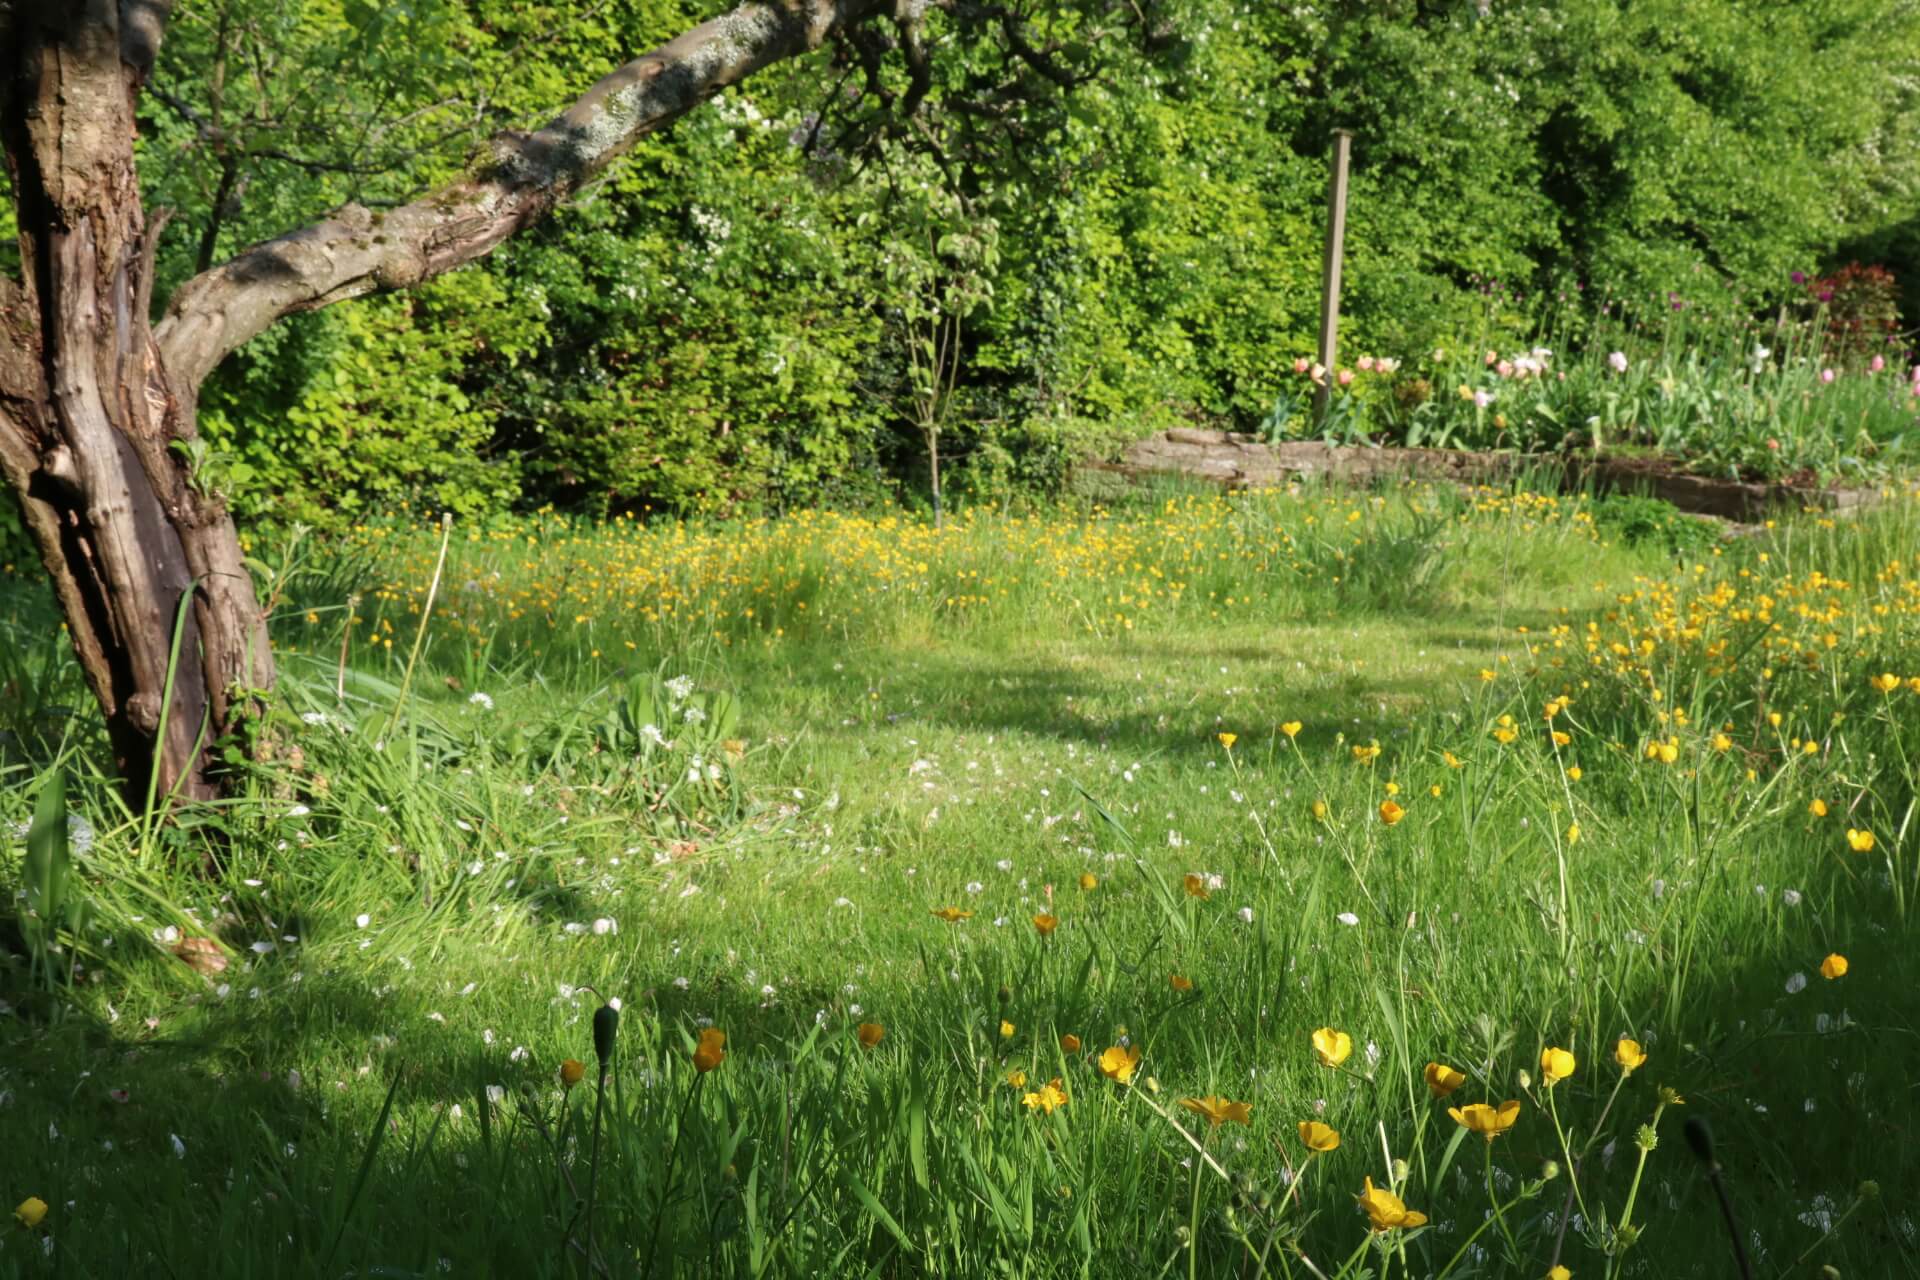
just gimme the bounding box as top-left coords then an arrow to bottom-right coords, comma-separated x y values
1000,1020 -> 1015,1039
1810,798 -> 1828,817
1032,913 -> 1059,936
1355,1177 -> 1428,1231
1170,974 -> 1193,992
1424,1062 -> 1466,1097
1821,953 -> 1848,980
1217,732 -> 1238,750
1614,1038 -> 1646,1073
1060,1033 -> 1082,1053
1449,1099 -> 1521,1140
1078,873 -> 1098,891
1281,721 -> 1302,739
1847,829 -> 1875,852
14,1198 -> 48,1230
1180,1095 -> 1252,1127
1298,1119 -> 1340,1151
1311,1027 -> 1352,1068
1005,1068 -> 1028,1088
857,1022 -> 886,1048
1183,873 -> 1210,900
1379,799 -> 1406,826
559,1058 -> 587,1089
931,906 -> 974,923
1099,1043 -> 1141,1084
1540,1046 -> 1576,1084
1022,1078 -> 1069,1113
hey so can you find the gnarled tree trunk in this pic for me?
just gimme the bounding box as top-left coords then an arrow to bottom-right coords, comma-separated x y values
0,0 -> 892,814
0,1 -> 270,807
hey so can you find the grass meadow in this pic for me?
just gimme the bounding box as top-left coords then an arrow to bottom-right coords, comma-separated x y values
3,479 -> 1919,1278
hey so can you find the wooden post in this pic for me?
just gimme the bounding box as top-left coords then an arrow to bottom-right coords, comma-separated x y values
1314,129 -> 1354,425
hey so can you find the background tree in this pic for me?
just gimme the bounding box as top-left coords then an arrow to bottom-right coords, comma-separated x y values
0,0 -> 1137,811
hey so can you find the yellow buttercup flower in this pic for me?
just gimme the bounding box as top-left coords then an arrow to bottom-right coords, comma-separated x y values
1298,1119 -> 1340,1152
1551,730 -> 1572,747
1099,1043 -> 1141,1084
1022,1078 -> 1069,1113
693,1027 -> 726,1073
14,1197 -> 48,1229
1005,1068 -> 1028,1088
857,1022 -> 886,1048
1810,798 -> 1828,817
931,906 -> 974,922
1311,1027 -> 1352,1068
1032,913 -> 1059,936
1443,750 -> 1464,768
1379,799 -> 1406,825
1449,1100 -> 1521,1140
1311,799 -> 1329,821
1217,732 -> 1238,750
559,1058 -> 587,1089
1547,1267 -> 1572,1280
1566,822 -> 1580,844
1078,873 -> 1098,891
1821,953 -> 1848,979
1847,829 -> 1875,852
1872,672 -> 1902,694
1614,1038 -> 1646,1073
1711,732 -> 1732,751
1540,1047 -> 1576,1084
1355,1177 -> 1428,1231
1424,1062 -> 1465,1097
1000,1020 -> 1015,1039
1180,1095 -> 1252,1127
1352,742 -> 1381,764
1060,1033 -> 1082,1053
1646,738 -> 1679,764
1281,721 -> 1302,739
1492,726 -> 1518,744
1170,974 -> 1193,992
1566,765 -> 1582,781
1183,873 -> 1211,900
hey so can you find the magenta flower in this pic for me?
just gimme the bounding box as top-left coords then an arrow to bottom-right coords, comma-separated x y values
1791,270 -> 1807,285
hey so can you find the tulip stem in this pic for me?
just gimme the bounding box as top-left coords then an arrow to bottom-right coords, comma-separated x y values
644,1072 -> 704,1278
1187,1144 -> 1204,1280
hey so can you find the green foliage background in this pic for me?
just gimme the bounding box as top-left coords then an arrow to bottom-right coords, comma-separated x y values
7,0 -> 1920,525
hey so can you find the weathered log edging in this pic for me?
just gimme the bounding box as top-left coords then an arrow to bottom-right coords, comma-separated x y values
1075,430 -> 1883,523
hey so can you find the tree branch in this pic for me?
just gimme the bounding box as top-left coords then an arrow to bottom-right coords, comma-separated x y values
119,0 -> 174,84
154,0 -> 894,391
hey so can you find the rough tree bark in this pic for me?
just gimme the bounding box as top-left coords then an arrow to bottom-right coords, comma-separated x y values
0,0 -> 895,812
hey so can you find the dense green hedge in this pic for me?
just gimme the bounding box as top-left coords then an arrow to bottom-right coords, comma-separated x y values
6,0 -> 1919,527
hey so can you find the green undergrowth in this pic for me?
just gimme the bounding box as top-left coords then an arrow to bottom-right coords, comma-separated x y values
2,484 -> 1918,1278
